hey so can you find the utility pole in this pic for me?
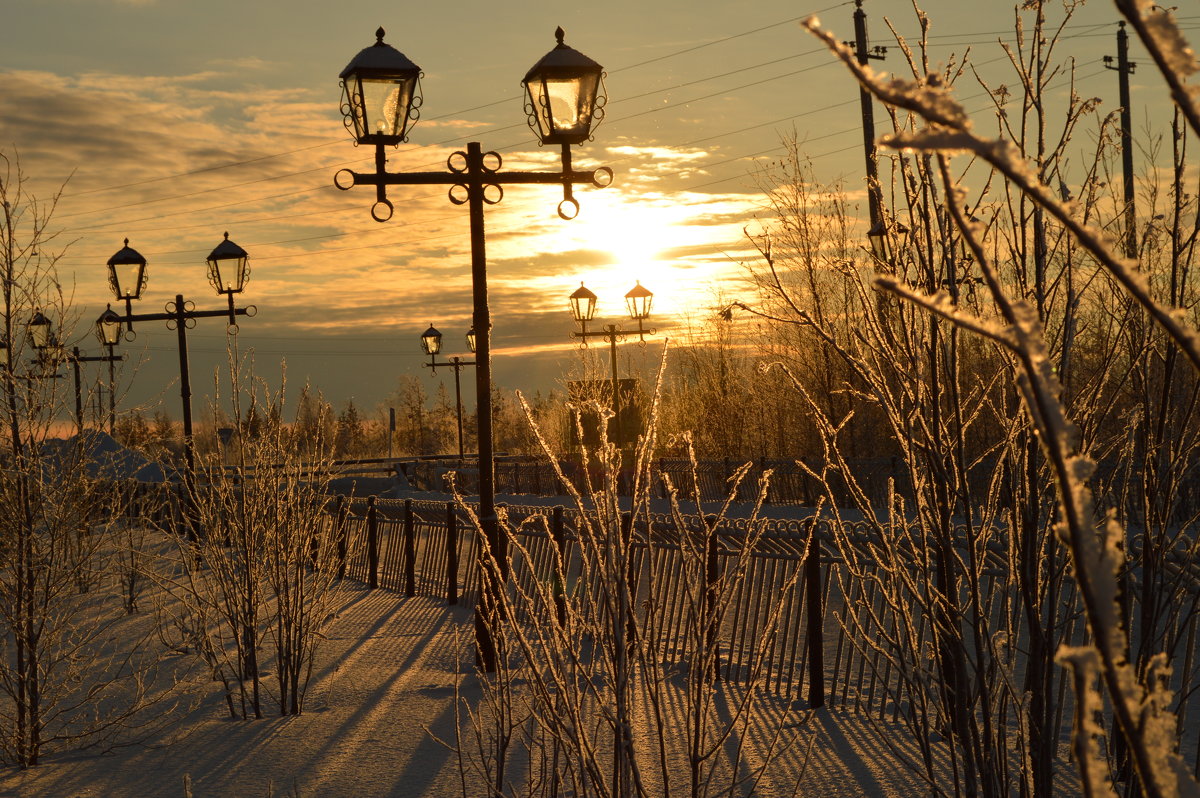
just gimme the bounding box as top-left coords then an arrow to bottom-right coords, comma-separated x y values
1105,21 -> 1138,259
850,0 -> 888,242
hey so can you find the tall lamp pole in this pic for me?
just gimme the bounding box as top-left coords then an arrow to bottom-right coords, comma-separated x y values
568,282 -> 655,454
420,325 -> 477,460
336,26 -> 612,672
101,235 -> 256,534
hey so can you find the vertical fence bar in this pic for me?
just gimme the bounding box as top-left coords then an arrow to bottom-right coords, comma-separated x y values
336,495 -> 349,580
552,505 -> 567,627
366,495 -> 379,589
446,501 -> 459,606
805,518 -> 825,708
404,499 -> 416,597
705,516 -> 721,683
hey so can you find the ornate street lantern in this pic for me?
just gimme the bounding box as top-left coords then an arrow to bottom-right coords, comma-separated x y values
569,282 -> 598,323
523,27 -> 605,146
95,305 -> 124,346
340,27 -> 423,146
106,239 -> 148,301
420,324 -> 443,356
624,281 -> 653,320
27,310 -> 52,350
466,327 -> 477,354
206,232 -> 250,295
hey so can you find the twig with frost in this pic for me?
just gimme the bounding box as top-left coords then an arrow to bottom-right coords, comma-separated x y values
802,14 -> 1200,377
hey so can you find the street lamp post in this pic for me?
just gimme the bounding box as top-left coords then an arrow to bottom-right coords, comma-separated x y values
568,281 -> 655,456
101,235 -> 255,534
420,324 -> 477,460
336,26 -> 612,672
26,313 -> 124,433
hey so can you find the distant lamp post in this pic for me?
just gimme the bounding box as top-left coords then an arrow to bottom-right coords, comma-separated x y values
103,235 -> 256,535
420,324 -> 477,460
95,306 -> 126,435
24,312 -> 123,432
336,26 -> 612,673
569,281 -> 656,453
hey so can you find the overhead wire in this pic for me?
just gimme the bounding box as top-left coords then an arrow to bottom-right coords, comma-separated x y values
53,3 -> 1155,212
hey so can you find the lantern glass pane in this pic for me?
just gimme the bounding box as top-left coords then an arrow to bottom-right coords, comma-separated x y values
113,263 -> 138,299
361,77 -> 412,139
98,315 -> 122,346
537,76 -> 596,140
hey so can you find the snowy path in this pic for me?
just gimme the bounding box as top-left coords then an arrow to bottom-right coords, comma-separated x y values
0,582 -> 945,797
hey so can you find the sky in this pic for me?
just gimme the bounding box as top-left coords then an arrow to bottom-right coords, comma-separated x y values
0,0 -> 1192,428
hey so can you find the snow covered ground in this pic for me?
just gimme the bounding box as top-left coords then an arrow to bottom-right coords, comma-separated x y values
0,579 -> 951,798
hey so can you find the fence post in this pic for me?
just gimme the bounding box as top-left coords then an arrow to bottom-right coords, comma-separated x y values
336,494 -> 349,580
404,498 -> 415,597
446,501 -> 458,606
805,518 -> 825,708
552,505 -> 566,626
621,512 -> 637,654
705,515 -> 721,683
366,495 -> 379,589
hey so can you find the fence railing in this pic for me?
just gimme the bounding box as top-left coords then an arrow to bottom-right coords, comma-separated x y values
114,480 -> 1200,773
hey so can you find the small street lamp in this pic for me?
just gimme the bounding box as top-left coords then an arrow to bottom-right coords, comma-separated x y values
420,324 -> 477,460
336,26 -> 612,673
95,305 -> 126,435
569,281 -> 656,454
25,312 -> 124,432
102,235 -> 256,535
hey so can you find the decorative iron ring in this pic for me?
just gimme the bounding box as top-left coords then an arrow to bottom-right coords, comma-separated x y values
591,167 -> 614,188
482,183 -> 503,205
447,151 -> 469,174
227,323 -> 240,335
123,330 -> 137,343
184,300 -> 196,312
371,199 -> 394,222
557,197 -> 580,220
165,319 -> 177,331
481,151 -> 502,173
244,304 -> 258,317
334,169 -> 355,190
185,317 -> 197,330
448,184 -> 469,206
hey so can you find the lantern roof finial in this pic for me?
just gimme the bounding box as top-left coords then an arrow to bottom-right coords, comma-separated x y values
375,26 -> 386,44
555,26 -> 565,46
